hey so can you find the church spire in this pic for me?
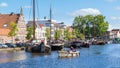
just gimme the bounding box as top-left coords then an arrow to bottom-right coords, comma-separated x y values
20,7 -> 23,15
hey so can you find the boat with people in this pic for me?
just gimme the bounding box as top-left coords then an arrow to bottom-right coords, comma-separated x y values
58,50 -> 80,58
58,46 -> 80,58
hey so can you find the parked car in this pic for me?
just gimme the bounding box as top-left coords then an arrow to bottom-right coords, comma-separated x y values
0,43 -> 8,48
5,43 -> 16,48
16,42 -> 25,47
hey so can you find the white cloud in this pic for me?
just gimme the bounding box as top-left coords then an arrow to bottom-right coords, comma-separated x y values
0,2 -> 8,7
115,6 -> 120,10
110,16 -> 120,20
23,6 -> 32,8
69,8 -> 101,17
106,0 -> 117,2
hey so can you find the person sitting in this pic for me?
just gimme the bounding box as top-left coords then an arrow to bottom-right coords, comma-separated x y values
70,46 -> 76,52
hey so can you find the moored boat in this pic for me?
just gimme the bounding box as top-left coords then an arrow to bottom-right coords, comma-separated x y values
51,43 -> 64,51
25,42 -> 51,53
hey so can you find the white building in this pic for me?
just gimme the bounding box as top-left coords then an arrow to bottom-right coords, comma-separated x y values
27,21 -> 47,44
110,29 -> 120,39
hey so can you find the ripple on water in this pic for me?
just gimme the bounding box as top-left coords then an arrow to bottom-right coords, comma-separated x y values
0,44 -> 120,68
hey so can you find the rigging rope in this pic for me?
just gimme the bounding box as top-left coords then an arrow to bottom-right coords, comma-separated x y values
28,0 -> 32,20
36,0 -> 40,20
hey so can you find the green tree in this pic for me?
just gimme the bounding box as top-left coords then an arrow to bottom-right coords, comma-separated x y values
73,15 -> 109,40
54,29 -> 61,40
45,28 -> 50,39
8,22 -> 18,43
64,29 -> 73,40
26,27 -> 33,40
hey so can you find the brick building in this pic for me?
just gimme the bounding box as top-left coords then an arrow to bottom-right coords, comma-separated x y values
0,8 -> 27,43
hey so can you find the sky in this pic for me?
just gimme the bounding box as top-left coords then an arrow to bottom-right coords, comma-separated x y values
0,0 -> 120,30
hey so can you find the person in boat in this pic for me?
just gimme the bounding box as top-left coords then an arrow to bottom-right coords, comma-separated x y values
70,46 -> 76,52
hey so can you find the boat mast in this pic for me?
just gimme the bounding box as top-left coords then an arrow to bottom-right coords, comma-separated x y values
33,0 -> 36,40
50,0 -> 52,44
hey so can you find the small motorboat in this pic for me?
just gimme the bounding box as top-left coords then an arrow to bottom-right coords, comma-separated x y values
58,50 -> 80,58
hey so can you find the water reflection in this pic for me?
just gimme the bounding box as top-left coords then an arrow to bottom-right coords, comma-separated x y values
0,51 -> 27,63
30,53 -> 51,58
0,44 -> 120,68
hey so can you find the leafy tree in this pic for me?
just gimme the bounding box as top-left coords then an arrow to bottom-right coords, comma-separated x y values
45,28 -> 50,39
73,15 -> 109,40
54,29 -> 61,40
64,29 -> 73,40
8,22 -> 18,43
26,27 -> 33,40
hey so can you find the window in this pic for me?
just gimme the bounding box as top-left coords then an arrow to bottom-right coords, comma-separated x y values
3,24 -> 8,28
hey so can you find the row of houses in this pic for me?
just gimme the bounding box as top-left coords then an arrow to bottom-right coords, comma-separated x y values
0,8 -> 67,44
0,8 -> 27,43
0,8 -> 120,44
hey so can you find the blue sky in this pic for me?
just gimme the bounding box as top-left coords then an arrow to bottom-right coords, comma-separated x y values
0,0 -> 120,30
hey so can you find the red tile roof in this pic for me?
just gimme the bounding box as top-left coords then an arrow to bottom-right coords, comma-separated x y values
0,28 -> 10,36
39,24 -> 44,28
0,14 -> 20,28
0,13 -> 20,36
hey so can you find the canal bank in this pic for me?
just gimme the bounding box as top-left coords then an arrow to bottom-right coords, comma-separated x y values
0,47 -> 25,52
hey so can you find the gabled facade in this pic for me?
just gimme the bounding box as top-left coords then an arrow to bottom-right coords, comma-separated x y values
27,19 -> 55,39
110,29 -> 120,39
0,8 -> 27,43
27,21 -> 47,44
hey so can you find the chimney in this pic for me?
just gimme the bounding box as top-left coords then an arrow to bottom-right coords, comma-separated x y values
9,12 -> 14,16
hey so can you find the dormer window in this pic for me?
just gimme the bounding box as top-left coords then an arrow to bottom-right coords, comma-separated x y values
3,24 -> 8,28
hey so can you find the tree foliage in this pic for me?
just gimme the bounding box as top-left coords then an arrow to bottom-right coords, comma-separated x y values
45,28 -> 50,39
8,22 -> 18,37
54,29 -> 62,40
64,29 -> 73,40
8,22 -> 18,43
73,15 -> 109,39
26,27 -> 33,40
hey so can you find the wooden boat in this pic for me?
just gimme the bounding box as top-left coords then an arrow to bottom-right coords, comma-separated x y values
70,41 -> 90,48
92,40 -> 105,45
25,42 -> 51,53
51,43 -> 64,51
25,0 -> 51,54
58,50 -> 80,58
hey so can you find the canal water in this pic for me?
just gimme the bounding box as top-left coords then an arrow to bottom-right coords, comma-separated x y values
0,44 -> 120,68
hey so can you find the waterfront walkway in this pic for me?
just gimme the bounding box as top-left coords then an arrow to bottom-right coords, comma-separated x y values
0,47 -> 24,51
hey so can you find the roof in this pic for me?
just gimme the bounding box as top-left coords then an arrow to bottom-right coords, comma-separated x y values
0,28 -> 10,36
39,24 -> 45,28
111,29 -> 120,31
0,14 -> 20,29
